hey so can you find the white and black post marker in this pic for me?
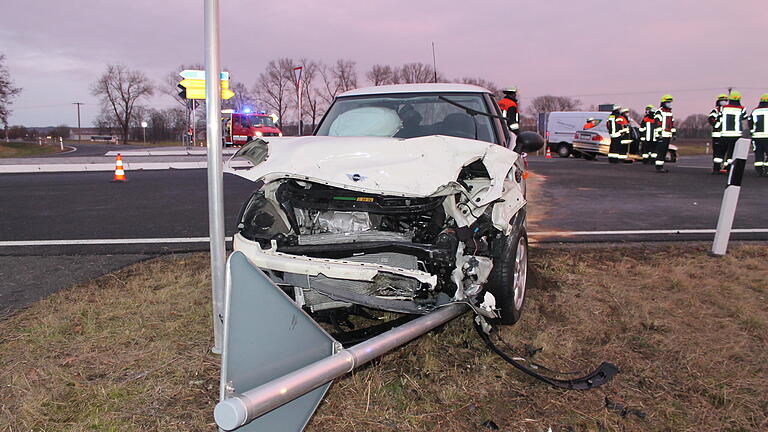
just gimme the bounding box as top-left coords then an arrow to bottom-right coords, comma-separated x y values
712,138 -> 750,255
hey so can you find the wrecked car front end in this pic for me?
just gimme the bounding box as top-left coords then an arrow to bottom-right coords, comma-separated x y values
227,135 -> 529,322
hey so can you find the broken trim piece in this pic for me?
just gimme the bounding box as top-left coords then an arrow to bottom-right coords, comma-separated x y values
233,234 -> 438,288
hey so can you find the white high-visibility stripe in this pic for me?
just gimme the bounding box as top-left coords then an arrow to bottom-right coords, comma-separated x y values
655,160 -> 665,165
531,228 -> 768,239
608,153 -> 619,158
0,237 -> 234,247
650,153 -> 658,157
642,153 -> 649,158
713,157 -> 724,163
529,228 -> 768,237
617,154 -> 628,159
755,161 -> 765,166
721,105 -> 748,136
752,109 -> 768,137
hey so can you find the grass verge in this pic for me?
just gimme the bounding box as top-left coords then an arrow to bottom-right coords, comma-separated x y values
1,245 -> 766,431
0,142 -> 65,158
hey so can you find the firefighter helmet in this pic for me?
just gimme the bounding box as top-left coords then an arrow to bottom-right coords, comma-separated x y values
729,90 -> 742,100
612,104 -> 621,112
620,108 -> 629,113
586,117 -> 595,122
503,86 -> 517,95
645,104 -> 654,110
717,93 -> 728,101
761,93 -> 768,102
661,94 -> 673,103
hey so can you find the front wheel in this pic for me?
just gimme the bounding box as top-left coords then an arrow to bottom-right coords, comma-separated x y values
557,144 -> 572,158
486,228 -> 528,325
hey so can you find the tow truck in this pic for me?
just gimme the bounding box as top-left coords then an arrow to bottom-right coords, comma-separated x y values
222,109 -> 282,147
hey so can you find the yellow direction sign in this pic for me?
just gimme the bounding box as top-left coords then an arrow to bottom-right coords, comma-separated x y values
179,78 -> 234,100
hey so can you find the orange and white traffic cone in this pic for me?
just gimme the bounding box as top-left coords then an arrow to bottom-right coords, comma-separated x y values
545,146 -> 552,159
112,154 -> 127,182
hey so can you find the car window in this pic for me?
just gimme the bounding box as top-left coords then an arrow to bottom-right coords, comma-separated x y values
315,93 -> 498,144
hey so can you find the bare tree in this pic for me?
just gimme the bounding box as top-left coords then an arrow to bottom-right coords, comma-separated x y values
255,58 -> 294,129
91,64 -> 153,144
0,54 -> 22,139
678,114 -> 710,138
223,81 -> 256,112
318,59 -> 359,104
457,77 -> 500,97
527,95 -> 582,116
366,64 -> 398,86
398,62 -> 442,83
298,59 -> 326,132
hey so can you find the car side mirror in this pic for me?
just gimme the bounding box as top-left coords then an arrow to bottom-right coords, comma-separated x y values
513,131 -> 544,153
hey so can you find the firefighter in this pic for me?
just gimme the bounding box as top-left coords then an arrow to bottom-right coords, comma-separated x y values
606,105 -> 623,164
497,87 -> 520,135
653,94 -> 675,173
708,94 -> 729,174
583,117 -> 598,129
750,93 -> 768,176
639,105 -> 655,164
618,108 -> 634,162
720,90 -> 749,171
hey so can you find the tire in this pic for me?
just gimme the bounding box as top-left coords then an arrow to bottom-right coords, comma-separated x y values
487,227 -> 528,325
557,143 -> 571,158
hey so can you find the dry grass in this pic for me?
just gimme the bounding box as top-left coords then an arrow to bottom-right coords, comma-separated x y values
0,142 -> 64,158
1,245 -> 766,431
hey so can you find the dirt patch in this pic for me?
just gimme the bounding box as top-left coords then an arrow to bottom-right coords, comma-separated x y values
0,142 -> 65,158
1,245 -> 766,431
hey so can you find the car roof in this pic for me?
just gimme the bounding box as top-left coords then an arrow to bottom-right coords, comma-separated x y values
338,83 -> 491,97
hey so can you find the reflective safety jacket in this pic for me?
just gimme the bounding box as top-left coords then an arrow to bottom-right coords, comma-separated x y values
606,114 -> 621,138
654,108 -> 675,138
720,103 -> 749,137
616,115 -> 631,142
750,104 -> 768,139
497,97 -> 519,132
639,115 -> 655,141
708,106 -> 723,138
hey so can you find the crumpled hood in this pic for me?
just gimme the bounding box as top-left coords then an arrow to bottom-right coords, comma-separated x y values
226,135 -> 518,199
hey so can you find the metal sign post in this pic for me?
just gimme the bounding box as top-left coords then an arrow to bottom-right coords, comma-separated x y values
712,138 -> 750,255
292,66 -> 303,135
204,0 -> 226,353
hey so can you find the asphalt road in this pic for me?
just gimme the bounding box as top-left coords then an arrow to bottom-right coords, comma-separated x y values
526,153 -> 768,242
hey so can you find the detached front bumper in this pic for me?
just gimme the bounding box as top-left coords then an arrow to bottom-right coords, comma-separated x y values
233,233 -> 438,288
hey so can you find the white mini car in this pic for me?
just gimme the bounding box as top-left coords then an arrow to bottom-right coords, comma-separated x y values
226,84 -> 543,325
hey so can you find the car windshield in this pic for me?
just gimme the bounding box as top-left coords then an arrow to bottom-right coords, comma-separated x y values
245,115 -> 274,128
315,93 -> 498,143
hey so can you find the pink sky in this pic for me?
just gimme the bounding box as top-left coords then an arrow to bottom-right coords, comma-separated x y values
2,0 -> 765,126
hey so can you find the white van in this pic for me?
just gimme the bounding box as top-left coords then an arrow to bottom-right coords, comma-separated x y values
544,111 -> 608,158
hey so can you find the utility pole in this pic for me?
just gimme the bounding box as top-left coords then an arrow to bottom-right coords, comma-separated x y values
431,42 -> 438,83
72,102 -> 84,142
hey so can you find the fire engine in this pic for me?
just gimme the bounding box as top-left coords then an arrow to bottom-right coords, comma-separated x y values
222,109 -> 282,147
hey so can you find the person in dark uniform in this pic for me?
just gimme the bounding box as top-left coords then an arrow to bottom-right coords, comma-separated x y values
653,95 -> 675,173
606,105 -> 622,164
497,87 -> 520,136
749,93 -> 768,176
708,94 -> 728,174
639,105 -> 655,164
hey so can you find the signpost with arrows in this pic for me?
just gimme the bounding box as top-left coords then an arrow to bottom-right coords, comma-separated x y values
178,70 -> 234,100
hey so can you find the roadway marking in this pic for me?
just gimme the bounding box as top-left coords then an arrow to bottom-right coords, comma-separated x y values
0,237 -> 233,247
1,229 -> 767,248
529,228 -> 768,236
